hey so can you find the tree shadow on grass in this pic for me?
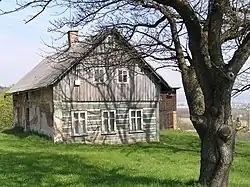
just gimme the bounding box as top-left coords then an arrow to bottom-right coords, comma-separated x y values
0,150 -> 199,187
1,127 -> 51,140
2,127 -> 200,157
121,133 -> 200,156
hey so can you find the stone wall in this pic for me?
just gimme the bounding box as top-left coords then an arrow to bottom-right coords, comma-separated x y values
13,88 -> 53,137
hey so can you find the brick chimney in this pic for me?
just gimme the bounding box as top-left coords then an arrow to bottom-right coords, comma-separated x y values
68,30 -> 78,47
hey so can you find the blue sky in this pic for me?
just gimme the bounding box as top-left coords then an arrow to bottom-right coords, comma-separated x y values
0,1 -> 53,86
0,1 -> 183,87
0,1 -> 249,103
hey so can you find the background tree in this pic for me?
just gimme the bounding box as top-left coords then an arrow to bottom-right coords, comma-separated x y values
1,0 -> 250,186
0,88 -> 13,129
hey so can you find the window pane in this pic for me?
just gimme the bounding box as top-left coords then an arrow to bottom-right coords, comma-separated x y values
104,119 -> 109,132
103,112 -> 108,118
81,120 -> 86,133
99,69 -> 103,74
137,118 -> 142,130
110,112 -> 115,118
110,119 -> 115,132
123,71 -> 127,82
99,69 -> 104,82
118,70 -> 123,82
131,118 -> 136,131
120,84 -> 125,95
74,121 -> 79,134
131,111 -> 135,117
137,111 -> 141,117
99,76 -> 104,82
94,69 -> 99,82
74,113 -> 78,120
80,112 -> 85,119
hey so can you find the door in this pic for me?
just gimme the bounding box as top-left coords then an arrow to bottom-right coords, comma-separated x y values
25,108 -> 30,131
17,107 -> 21,127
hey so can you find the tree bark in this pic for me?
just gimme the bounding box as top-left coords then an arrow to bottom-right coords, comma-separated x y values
198,122 -> 235,187
196,87 -> 235,187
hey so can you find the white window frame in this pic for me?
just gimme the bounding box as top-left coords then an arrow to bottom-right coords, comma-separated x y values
101,110 -> 116,134
117,68 -> 129,83
71,111 -> 87,136
129,109 -> 143,132
76,64 -> 83,77
93,67 -> 106,83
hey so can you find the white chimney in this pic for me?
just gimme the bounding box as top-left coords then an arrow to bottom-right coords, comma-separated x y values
68,30 -> 78,47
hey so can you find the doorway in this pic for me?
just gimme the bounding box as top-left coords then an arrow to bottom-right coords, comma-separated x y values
25,108 -> 30,131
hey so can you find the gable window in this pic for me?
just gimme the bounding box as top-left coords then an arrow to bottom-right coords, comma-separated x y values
94,68 -> 105,83
118,69 -> 128,83
76,64 -> 83,77
71,111 -> 87,136
129,109 -> 143,131
102,110 -> 116,133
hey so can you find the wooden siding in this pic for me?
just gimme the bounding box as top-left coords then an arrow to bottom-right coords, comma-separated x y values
53,101 -> 159,144
159,93 -> 178,129
52,35 -> 162,143
11,33 -> 176,144
53,65 -> 160,102
53,36 -> 161,102
13,88 -> 53,137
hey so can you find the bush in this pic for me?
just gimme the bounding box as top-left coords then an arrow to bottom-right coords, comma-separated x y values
0,88 -> 13,128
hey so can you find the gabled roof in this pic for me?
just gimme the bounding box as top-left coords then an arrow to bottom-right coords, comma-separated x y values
7,29 -> 177,94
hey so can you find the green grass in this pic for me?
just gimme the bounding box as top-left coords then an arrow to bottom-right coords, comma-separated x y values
0,128 -> 249,187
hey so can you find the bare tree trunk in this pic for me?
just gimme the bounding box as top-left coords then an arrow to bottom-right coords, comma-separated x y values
199,127 -> 235,186
196,92 -> 235,187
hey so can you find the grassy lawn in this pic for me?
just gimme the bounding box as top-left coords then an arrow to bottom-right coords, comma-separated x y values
0,128 -> 249,187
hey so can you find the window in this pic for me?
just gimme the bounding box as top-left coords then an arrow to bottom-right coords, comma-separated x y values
76,64 -> 82,77
75,64 -> 83,83
102,111 -> 116,133
118,69 -> 128,83
71,111 -> 87,135
129,109 -> 143,131
94,68 -> 105,83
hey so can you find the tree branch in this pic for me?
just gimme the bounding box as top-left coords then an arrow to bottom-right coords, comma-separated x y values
221,25 -> 250,43
135,15 -> 167,28
207,0 -> 227,65
0,0 -> 53,23
164,8 -> 187,72
163,5 -> 205,128
228,32 -> 250,75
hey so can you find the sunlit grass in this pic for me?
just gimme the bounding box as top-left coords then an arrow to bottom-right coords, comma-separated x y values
0,128 -> 249,186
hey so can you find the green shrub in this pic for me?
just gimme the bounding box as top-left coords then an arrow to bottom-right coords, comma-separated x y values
0,88 -> 13,128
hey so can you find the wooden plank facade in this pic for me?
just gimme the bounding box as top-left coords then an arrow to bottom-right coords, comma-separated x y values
159,92 -> 178,130
9,29 -> 178,144
52,56 -> 161,143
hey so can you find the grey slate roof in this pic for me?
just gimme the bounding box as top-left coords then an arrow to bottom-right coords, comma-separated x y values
7,29 -> 176,94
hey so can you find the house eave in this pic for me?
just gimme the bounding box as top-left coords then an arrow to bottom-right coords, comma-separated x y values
6,85 -> 53,95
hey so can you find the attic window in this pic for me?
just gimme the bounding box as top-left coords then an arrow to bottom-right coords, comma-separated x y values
94,68 -> 105,83
76,64 -> 83,78
118,69 -> 128,83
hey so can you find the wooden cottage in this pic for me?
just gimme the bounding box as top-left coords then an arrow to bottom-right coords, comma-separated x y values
7,29 -> 178,144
